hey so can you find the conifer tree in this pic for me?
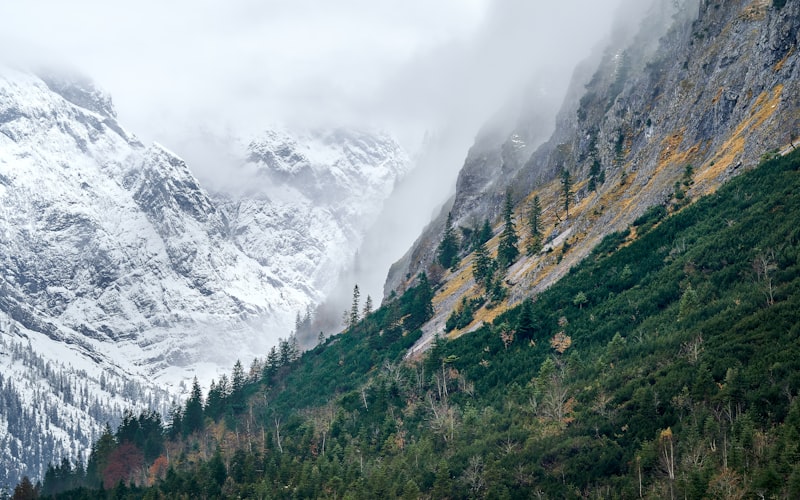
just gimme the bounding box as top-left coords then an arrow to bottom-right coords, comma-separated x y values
516,297 -> 535,339
363,295 -> 373,317
437,211 -> 460,269
561,168 -> 573,218
406,273 -> 434,330
279,337 -> 293,365
205,379 -> 224,420
183,377 -> 204,436
472,239 -> 492,286
87,424 -> 116,487
230,360 -> 246,414
497,191 -> 519,268
350,284 -> 361,327
288,333 -> 300,361
477,218 -> 493,246
265,346 -> 280,378
588,159 -> 603,192
527,195 -> 543,255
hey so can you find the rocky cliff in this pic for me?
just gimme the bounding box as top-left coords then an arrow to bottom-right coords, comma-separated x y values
388,0 -> 800,354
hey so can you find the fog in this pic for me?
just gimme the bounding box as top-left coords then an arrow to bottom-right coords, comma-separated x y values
1,0 -> 656,334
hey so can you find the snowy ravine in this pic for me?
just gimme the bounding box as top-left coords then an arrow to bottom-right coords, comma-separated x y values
0,67 -> 409,487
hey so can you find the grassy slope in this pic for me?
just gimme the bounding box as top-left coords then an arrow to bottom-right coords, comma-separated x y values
45,149 -> 800,498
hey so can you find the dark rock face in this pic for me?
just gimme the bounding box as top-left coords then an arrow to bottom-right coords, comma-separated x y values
387,0 -> 800,297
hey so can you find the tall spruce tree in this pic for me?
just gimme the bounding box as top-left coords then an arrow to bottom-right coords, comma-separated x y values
350,284 -> 360,327
561,167 -> 573,218
527,195 -> 543,255
516,297 -> 535,339
473,239 -> 492,286
497,191 -> 519,268
437,211 -> 460,269
362,295 -> 373,317
182,377 -> 204,436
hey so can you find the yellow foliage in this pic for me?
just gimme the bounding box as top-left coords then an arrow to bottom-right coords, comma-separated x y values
550,332 -> 572,353
696,84 -> 784,192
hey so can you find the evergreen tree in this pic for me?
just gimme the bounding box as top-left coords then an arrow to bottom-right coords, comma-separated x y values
561,167 -> 573,218
230,360 -> 246,414
279,337 -> 292,365
472,240 -> 492,286
294,311 -> 303,336
86,424 -> 116,488
182,377 -> 204,436
406,273 -> 434,330
363,295 -> 373,317
12,476 -> 37,500
288,333 -> 300,361
350,284 -> 361,328
497,191 -> 519,268
264,346 -> 280,379
588,159 -> 603,192
477,218 -> 493,246
527,195 -> 543,255
205,379 -> 224,420
516,297 -> 535,340
437,211 -> 460,269
166,402 -> 182,440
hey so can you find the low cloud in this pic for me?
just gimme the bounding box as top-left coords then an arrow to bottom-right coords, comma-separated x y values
2,0 -> 658,332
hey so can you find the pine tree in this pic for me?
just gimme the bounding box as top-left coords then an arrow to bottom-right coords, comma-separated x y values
406,273 -> 434,330
230,360 -> 246,414
86,424 -> 116,488
13,476 -> 37,500
288,333 -> 300,361
294,311 -> 302,336
527,195 -> 543,255
362,295 -> 373,317
477,218 -> 493,246
437,211 -> 460,269
166,402 -> 182,440
350,284 -> 361,327
588,159 -> 603,192
516,297 -> 535,340
279,337 -> 293,365
265,346 -> 280,378
497,191 -> 519,268
205,380 -> 224,420
561,168 -> 573,218
183,377 -> 204,436
472,240 -> 492,286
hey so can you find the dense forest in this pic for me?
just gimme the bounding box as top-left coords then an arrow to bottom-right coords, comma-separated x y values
9,148 -> 800,498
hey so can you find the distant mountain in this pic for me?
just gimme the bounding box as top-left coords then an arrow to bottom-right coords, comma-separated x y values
0,67 -> 408,487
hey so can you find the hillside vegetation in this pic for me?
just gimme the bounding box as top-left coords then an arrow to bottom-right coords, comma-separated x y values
20,148 -> 800,499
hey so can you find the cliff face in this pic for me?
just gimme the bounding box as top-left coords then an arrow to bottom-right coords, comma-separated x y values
388,0 -> 800,352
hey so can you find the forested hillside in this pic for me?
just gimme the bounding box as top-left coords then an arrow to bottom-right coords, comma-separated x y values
18,148 -> 800,499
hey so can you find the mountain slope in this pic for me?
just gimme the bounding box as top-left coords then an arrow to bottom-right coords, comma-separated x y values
45,143 -> 800,499
390,0 -> 800,355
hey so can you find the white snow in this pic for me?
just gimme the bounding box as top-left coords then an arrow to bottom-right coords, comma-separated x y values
0,65 -> 410,487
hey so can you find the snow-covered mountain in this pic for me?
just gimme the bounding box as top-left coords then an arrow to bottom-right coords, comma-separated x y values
218,127 -> 410,310
0,67 -> 409,486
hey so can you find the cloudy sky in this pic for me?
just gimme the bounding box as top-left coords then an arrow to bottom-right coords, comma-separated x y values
2,0 -> 639,303
0,1 -> 631,153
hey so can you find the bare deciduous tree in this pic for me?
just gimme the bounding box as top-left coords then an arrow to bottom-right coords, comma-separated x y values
753,250 -> 777,306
